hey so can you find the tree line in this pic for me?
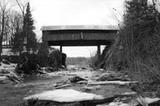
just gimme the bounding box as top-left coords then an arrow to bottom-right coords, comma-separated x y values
0,0 -> 37,61
99,0 -> 160,83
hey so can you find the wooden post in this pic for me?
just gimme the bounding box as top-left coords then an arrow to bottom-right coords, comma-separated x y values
60,45 -> 62,53
97,45 -> 101,58
60,45 -> 62,66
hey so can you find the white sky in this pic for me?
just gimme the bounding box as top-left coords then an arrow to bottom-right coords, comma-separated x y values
29,0 -> 125,57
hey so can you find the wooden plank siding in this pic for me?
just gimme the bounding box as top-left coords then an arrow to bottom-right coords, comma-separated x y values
42,25 -> 118,46
42,30 -> 117,41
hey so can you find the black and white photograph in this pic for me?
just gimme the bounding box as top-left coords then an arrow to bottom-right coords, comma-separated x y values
0,0 -> 160,106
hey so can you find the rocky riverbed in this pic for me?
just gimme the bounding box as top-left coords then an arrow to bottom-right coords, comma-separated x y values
0,64 -> 160,106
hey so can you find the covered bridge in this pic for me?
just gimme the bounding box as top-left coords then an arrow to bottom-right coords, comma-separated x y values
41,25 -> 119,57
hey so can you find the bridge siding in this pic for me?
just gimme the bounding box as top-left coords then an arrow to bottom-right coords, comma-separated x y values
42,30 -> 116,42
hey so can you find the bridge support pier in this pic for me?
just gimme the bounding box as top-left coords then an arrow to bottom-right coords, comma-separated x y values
97,45 -> 101,58
60,45 -> 63,66
60,45 -> 62,53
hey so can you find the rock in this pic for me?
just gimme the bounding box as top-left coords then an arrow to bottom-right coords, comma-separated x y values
0,62 -> 16,74
97,102 -> 129,106
99,69 -> 105,71
0,61 -> 21,84
24,89 -> 104,102
81,67 -> 87,70
77,80 -> 88,84
88,81 -> 138,86
0,76 -> 9,83
97,73 -> 130,82
136,97 -> 160,106
48,50 -> 61,69
22,88 -> 142,106
41,67 -> 55,72
122,92 -> 137,96
96,97 -> 160,106
54,84 -> 71,89
149,100 -> 160,106
6,72 -> 22,83
0,69 -> 10,74
82,85 -> 101,92
2,59 -> 10,65
0,72 -> 22,84
54,80 -> 71,89
69,76 -> 88,83
22,100 -> 80,106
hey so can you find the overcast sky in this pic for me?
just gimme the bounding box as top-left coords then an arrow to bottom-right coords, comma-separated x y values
29,0 -> 125,57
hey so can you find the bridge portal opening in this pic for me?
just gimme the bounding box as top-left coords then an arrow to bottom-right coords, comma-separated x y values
50,46 -> 106,57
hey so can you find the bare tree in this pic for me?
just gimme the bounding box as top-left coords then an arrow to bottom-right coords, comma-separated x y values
11,11 -> 24,54
9,11 -> 23,35
0,0 -> 10,61
13,0 -> 29,53
14,0 -> 28,24
0,0 -> 26,59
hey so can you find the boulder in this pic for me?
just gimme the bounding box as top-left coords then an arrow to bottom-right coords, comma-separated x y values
48,50 -> 67,69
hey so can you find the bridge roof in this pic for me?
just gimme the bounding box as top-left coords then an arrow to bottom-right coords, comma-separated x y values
41,25 -> 119,31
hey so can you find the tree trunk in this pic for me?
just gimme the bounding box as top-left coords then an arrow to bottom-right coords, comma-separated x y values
0,12 -> 5,62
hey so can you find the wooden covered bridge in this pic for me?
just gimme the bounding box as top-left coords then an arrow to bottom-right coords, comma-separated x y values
41,25 -> 119,57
